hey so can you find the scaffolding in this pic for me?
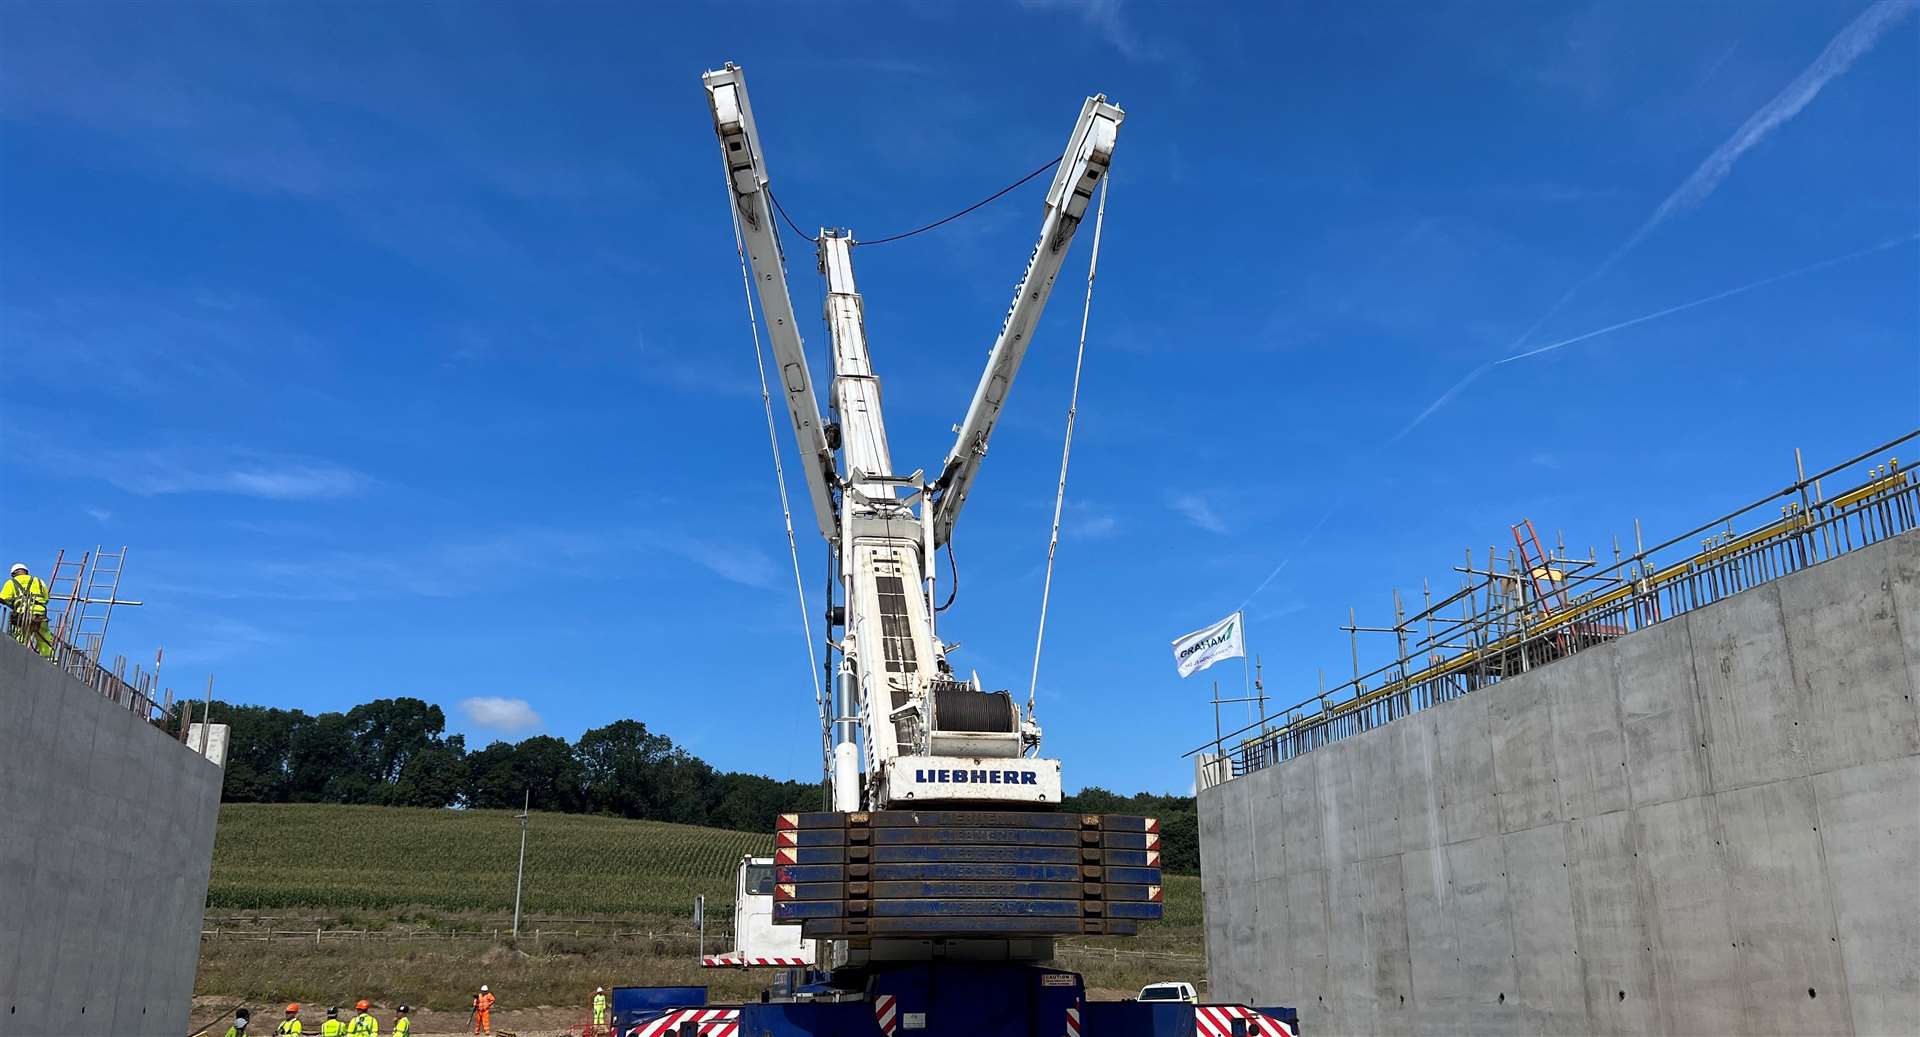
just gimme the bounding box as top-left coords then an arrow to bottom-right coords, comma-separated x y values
46,545 -> 137,665
1193,429 -> 1920,788
6,546 -> 178,727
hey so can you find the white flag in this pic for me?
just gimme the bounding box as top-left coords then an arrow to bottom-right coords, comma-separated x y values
1171,611 -> 1245,678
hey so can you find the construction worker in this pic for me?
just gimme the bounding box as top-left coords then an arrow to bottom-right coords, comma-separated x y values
348,1000 -> 378,1037
1,563 -> 52,658
391,1005 -> 412,1037
319,1008 -> 345,1037
473,985 -> 495,1034
277,1004 -> 303,1036
592,986 -> 609,1030
223,1008 -> 252,1037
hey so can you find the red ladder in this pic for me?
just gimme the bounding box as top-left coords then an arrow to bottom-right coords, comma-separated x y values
1511,520 -> 1569,615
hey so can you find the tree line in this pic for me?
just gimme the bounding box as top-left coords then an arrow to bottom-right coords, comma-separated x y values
201,695 -> 1198,872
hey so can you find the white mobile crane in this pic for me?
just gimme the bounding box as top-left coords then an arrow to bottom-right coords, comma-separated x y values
617,65 -> 1296,1037
702,63 -> 1121,816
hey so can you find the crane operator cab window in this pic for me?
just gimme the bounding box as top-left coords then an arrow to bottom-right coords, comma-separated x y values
743,862 -> 776,896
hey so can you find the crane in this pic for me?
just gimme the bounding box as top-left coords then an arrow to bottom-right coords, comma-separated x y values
618,63 -> 1298,1037
703,63 -> 1121,816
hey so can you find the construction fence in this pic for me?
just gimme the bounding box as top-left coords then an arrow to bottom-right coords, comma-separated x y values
1192,429 -> 1920,788
199,925 -> 735,950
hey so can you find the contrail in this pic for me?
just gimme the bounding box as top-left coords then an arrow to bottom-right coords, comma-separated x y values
1231,232 -> 1916,612
1511,0 -> 1916,353
1226,1 -> 1916,613
1388,363 -> 1492,445
1236,499 -> 1343,612
1499,233 -> 1919,365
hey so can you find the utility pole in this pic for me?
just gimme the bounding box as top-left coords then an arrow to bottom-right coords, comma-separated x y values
512,791 -> 529,941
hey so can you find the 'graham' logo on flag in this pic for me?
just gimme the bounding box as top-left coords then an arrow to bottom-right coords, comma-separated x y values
1171,611 -> 1245,678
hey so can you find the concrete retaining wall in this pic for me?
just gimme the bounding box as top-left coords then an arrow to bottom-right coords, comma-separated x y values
1199,528 -> 1920,1036
0,636 -> 224,1037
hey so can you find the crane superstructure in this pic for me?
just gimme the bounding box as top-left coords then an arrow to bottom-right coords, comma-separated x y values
703,63 -> 1121,815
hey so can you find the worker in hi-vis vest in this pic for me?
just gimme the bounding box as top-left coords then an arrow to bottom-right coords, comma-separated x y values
391,1006 -> 412,1037
319,1007 -> 345,1037
472,986 -> 495,1034
592,987 -> 608,1029
277,1004 -> 303,1036
222,1007 -> 252,1037
1,563 -> 52,658
347,1000 -> 378,1037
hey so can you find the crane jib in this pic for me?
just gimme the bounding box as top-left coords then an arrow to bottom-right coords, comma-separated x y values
704,61 -> 1120,822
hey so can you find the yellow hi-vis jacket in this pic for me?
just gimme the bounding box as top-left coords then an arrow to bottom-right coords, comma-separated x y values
347,1013 -> 378,1037
593,993 -> 608,1021
320,1021 -> 346,1037
0,574 -> 48,615
391,1019 -> 411,1037
276,1021 -> 302,1036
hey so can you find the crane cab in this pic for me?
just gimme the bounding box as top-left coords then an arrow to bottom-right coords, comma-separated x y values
716,855 -> 814,966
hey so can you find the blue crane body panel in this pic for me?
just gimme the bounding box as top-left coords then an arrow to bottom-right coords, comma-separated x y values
1083,1001 -> 1195,1035
616,970 -> 1301,1036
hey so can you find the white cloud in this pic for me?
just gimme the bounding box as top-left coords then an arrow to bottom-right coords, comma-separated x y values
1170,493 -> 1228,534
85,507 -> 112,523
1068,501 -> 1120,540
220,465 -> 366,500
91,447 -> 368,500
459,696 -> 543,734
668,537 -> 780,589
1019,0 -> 1155,61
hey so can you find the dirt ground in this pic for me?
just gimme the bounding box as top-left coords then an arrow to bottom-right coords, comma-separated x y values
194,986 -> 1162,1036
191,998 -> 597,1037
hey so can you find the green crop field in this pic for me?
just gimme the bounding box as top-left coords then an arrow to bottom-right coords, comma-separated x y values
210,802 -> 777,918
201,803 -> 1205,1012
210,803 -> 1203,928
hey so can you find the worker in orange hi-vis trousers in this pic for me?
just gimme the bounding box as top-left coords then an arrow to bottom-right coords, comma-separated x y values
472,986 -> 495,1035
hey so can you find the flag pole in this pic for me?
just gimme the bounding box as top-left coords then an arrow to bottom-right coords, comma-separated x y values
1243,651 -> 1253,725
1212,680 -> 1222,758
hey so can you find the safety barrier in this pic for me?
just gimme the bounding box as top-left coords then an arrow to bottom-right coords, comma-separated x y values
3,598 -> 169,724
1191,430 -> 1920,789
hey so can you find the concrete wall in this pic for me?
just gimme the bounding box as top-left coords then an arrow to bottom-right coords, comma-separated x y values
1199,529 -> 1920,1036
0,636 -> 224,1037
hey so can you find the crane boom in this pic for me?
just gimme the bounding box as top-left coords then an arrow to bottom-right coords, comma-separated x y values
701,61 -> 1139,973
703,64 -> 839,541
703,64 -> 1121,817
931,95 -> 1123,547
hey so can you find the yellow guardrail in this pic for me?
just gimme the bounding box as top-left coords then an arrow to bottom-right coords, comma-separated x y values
1830,469 -> 1911,510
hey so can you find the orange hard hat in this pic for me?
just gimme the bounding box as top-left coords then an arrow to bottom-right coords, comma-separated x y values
286,1004 -> 300,1014
356,1001 -> 369,1011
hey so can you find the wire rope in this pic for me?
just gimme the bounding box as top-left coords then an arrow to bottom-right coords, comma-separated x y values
1026,174 -> 1110,719
724,184 -> 827,777
764,155 -> 1065,250
858,156 -> 1062,246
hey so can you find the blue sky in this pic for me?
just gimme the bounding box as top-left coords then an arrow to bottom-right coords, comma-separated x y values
2,1 -> 1914,796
